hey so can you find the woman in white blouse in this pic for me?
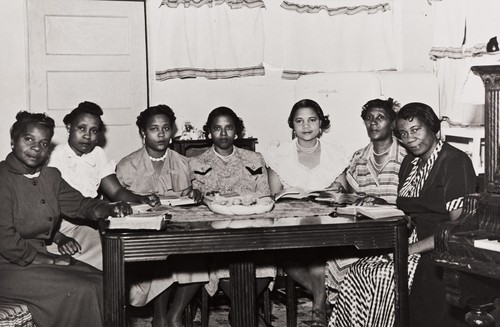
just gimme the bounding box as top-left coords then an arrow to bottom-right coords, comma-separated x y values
265,99 -> 348,327
47,101 -> 158,270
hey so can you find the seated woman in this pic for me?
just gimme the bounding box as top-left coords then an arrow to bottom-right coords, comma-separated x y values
0,111 -> 130,327
265,99 -> 348,327
189,106 -> 274,327
328,103 -> 476,327
116,104 -> 206,327
47,101 -> 158,270
325,98 -> 406,301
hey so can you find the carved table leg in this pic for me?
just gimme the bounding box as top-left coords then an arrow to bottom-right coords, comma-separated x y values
394,223 -> 409,327
230,258 -> 257,327
101,236 -> 126,327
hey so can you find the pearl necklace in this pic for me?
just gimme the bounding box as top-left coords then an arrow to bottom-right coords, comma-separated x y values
296,139 -> 319,154
371,151 -> 389,171
149,151 -> 168,162
213,146 -> 234,162
372,146 -> 391,156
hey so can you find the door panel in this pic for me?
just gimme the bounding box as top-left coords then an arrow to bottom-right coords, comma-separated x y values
27,0 -> 147,163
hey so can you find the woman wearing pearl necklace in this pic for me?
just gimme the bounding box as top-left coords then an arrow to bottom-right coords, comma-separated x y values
331,98 -> 407,206
325,98 -> 407,324
116,105 -> 205,327
265,99 -> 348,327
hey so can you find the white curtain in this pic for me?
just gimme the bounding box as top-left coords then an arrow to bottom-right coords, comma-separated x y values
280,0 -> 397,79
430,0 -> 500,125
155,0 -> 265,80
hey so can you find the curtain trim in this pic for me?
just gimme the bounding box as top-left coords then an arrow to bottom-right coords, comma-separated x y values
429,44 -> 488,60
156,65 -> 265,80
281,70 -> 323,80
161,0 -> 265,9
280,1 -> 391,16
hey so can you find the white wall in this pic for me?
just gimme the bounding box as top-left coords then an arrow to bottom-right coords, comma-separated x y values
0,0 -> 436,159
0,0 -> 29,159
148,0 -> 436,154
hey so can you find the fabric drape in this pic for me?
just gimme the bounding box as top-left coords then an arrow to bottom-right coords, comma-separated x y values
155,0 -> 265,80
280,0 -> 396,79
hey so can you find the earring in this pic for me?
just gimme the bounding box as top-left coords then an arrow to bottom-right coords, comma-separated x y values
207,134 -> 212,139
142,135 -> 146,145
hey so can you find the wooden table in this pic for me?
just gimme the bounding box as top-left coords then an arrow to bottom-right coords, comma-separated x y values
100,200 -> 409,327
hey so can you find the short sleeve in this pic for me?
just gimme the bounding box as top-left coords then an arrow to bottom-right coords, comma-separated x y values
94,147 -> 116,180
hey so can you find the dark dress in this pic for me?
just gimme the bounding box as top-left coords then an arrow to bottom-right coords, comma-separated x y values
397,142 -> 477,326
0,153 -> 106,327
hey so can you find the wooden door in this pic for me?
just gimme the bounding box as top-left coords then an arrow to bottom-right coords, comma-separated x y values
27,0 -> 148,163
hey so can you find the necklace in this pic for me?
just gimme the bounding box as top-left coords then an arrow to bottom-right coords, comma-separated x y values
372,146 -> 391,156
371,152 -> 389,171
296,139 -> 319,154
149,151 -> 168,162
213,146 -> 234,162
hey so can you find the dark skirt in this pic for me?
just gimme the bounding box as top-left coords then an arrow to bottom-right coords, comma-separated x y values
0,260 -> 103,327
409,254 -> 468,327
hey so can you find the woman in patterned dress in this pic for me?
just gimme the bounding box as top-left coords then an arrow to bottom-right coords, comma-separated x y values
189,106 -> 273,327
328,102 -> 476,327
325,98 -> 406,303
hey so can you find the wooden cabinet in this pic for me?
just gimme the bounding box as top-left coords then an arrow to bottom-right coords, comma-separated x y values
170,138 -> 258,157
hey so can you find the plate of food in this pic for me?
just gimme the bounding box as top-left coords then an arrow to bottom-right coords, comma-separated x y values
204,192 -> 275,215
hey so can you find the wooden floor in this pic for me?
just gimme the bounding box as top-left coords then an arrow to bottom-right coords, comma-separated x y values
128,287 -> 316,327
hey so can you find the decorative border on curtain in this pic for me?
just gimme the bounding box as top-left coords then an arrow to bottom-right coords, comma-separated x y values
161,0 -> 265,9
280,1 -> 391,16
281,70 -> 323,80
156,64 -> 265,80
429,44 -> 488,60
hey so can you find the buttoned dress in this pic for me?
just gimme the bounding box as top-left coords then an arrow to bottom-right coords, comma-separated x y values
47,143 -> 116,270
189,146 -> 274,295
0,153 -> 106,327
116,147 -> 209,306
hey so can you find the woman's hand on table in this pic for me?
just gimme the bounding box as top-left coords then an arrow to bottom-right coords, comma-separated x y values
140,194 -> 160,207
110,201 -> 133,217
354,195 -> 388,206
188,189 -> 203,203
326,182 -> 346,193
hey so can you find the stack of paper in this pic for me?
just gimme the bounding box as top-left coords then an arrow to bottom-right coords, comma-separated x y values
336,205 -> 405,219
106,211 -> 171,230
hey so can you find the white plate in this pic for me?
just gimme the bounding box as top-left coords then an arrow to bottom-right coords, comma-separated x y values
206,197 -> 275,215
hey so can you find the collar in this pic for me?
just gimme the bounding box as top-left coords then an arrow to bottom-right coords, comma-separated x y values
410,139 -> 443,166
60,143 -> 97,167
5,152 -> 44,175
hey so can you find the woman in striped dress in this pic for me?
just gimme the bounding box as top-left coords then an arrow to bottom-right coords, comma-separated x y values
325,98 -> 406,304
328,102 -> 476,326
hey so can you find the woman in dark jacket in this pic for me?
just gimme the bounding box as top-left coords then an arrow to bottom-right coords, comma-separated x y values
0,111 -> 131,327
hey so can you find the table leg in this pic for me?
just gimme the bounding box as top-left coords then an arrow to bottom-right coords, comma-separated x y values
230,258 -> 257,327
394,224 -> 409,327
101,236 -> 126,327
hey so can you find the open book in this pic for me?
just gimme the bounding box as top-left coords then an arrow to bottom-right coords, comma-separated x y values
313,191 -> 362,206
159,195 -> 196,206
274,187 -> 361,206
105,211 -> 171,230
336,205 -> 405,220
